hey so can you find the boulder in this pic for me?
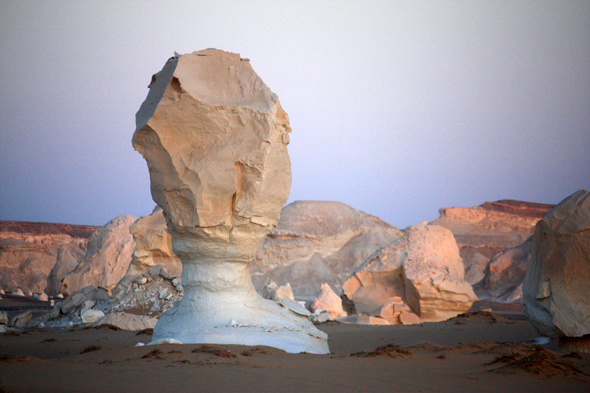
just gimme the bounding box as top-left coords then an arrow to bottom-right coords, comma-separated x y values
60,285 -> 99,314
46,245 -> 85,296
118,207 -> 182,287
132,49 -> 328,354
310,283 -> 347,319
431,200 -> 553,285
12,288 -> 25,296
94,312 -> 158,331
81,309 -> 105,324
10,310 -> 32,328
342,223 -> 476,324
252,200 -> 403,301
0,221 -> 97,295
474,237 -> 532,302
523,189 -> 590,338
61,215 -> 136,295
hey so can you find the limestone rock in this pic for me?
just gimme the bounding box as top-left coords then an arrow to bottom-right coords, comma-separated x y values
95,312 -> 158,331
46,245 -> 85,296
121,207 -> 182,285
12,288 -> 25,296
252,200 -> 403,301
0,221 -> 97,295
343,223 -> 476,323
60,285 -> 98,314
523,189 -> 590,338
132,49 -> 328,354
431,200 -> 553,285
61,215 -> 136,295
10,310 -> 32,328
81,309 -> 105,324
310,283 -> 347,319
474,237 -> 532,302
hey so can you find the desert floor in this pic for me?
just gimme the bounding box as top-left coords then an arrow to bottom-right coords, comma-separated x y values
1,296 -> 589,393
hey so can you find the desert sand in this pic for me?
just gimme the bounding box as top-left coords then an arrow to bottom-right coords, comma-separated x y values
1,295 -> 588,393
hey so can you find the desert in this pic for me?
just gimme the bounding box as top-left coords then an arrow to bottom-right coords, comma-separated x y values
1,47 -> 590,392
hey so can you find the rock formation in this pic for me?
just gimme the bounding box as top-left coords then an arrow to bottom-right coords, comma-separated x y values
310,283 -> 347,319
523,189 -> 590,338
112,207 -> 182,297
0,221 -> 97,294
431,200 -> 554,285
342,223 -> 476,324
61,215 -> 136,295
132,49 -> 328,353
252,200 -> 403,301
474,237 -> 532,303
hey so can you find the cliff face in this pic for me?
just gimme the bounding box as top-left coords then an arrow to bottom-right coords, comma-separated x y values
0,221 -> 99,294
430,200 -> 554,286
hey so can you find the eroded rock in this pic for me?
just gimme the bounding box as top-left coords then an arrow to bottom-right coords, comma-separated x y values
343,223 -> 476,324
252,200 -> 402,301
523,189 -> 590,339
132,49 -> 328,354
61,215 -> 136,295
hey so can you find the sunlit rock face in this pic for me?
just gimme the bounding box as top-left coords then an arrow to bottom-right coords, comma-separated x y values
252,200 -> 403,301
342,223 -> 477,324
431,200 -> 554,285
132,49 -> 328,354
61,215 -> 136,295
523,190 -> 590,339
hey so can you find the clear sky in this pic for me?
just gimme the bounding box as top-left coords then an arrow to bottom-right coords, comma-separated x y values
1,1 -> 589,229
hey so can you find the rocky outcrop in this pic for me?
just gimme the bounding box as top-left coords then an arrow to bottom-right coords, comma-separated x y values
0,221 -> 97,294
132,49 -> 329,354
61,216 -> 136,295
342,223 -> 476,324
523,189 -> 590,338
431,200 -> 554,285
113,207 -> 182,297
252,200 -> 403,301
474,237 -> 532,303
310,283 -> 347,319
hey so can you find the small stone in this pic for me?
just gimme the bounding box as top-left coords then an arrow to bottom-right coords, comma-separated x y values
26,291 -> 33,297
13,288 -> 25,297
0,310 -> 8,325
57,294 -> 64,299
39,293 -> 49,302
136,277 -> 148,285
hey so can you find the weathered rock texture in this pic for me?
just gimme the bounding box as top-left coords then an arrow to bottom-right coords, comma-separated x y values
474,237 -> 532,303
310,283 -> 347,319
113,207 -> 183,298
0,221 -> 97,294
431,200 -> 554,285
252,200 -> 403,301
342,223 -> 477,323
132,49 -> 328,353
61,216 -> 136,295
523,189 -> 590,338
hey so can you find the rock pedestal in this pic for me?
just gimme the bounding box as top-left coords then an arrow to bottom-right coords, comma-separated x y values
132,49 -> 328,354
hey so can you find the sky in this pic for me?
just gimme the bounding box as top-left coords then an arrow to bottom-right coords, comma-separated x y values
1,1 -> 589,229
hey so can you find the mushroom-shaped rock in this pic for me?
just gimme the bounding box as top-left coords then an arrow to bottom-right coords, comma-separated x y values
132,49 -> 329,354
342,223 -> 477,323
523,189 -> 590,339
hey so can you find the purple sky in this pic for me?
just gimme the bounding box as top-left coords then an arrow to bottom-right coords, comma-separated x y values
1,1 -> 589,229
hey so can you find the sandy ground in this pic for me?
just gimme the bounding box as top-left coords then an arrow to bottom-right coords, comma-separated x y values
1,297 -> 589,393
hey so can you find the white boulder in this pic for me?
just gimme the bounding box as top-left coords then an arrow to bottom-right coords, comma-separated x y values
523,189 -> 590,338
